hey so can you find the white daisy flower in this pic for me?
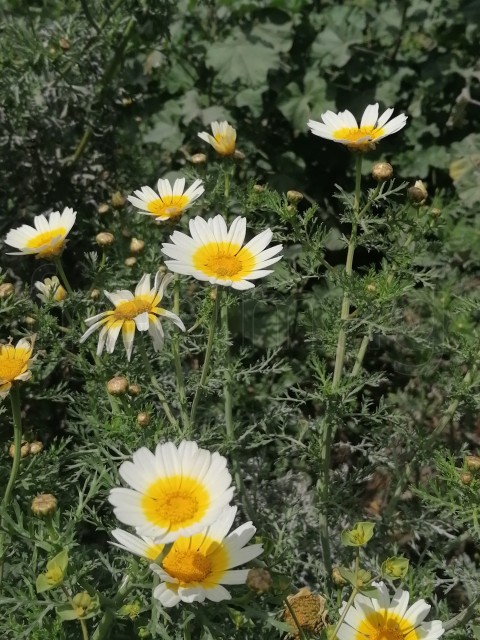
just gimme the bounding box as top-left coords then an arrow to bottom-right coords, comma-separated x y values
34,276 -> 67,303
161,215 -> 283,290
336,581 -> 444,640
198,121 -> 236,156
109,440 -> 235,543
0,339 -> 35,400
111,529 -> 164,561
4,208 -> 76,259
308,103 -> 407,150
150,505 -> 263,607
79,272 -> 184,361
127,178 -> 204,221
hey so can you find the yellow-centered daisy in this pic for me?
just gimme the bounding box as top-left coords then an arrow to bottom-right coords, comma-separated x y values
79,272 -> 184,361
150,505 -> 263,607
161,215 -> 283,290
109,441 -> 235,543
111,529 -> 165,561
127,178 -> 204,221
0,338 -> 35,400
308,103 -> 407,151
198,121 -> 236,156
336,581 -> 444,640
34,276 -> 67,303
4,208 -> 76,259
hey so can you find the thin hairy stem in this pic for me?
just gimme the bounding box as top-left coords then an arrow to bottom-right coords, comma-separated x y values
189,289 -> 221,426
172,275 -> 190,433
331,554 -> 360,639
137,338 -> 179,432
0,387 -> 22,585
351,333 -> 372,377
61,585 -> 89,640
53,256 -> 74,295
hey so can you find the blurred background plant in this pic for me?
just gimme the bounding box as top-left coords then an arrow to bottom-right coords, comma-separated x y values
1,0 -> 480,638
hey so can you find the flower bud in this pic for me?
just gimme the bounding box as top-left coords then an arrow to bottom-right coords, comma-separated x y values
253,184 -> 265,193
430,207 -> 441,218
120,602 -> 141,619
97,203 -> 110,216
129,238 -> 145,255
466,455 -> 480,471
366,283 -> 377,293
460,471 -> 473,485
246,568 -> 273,594
96,232 -> 115,247
0,283 -> 14,298
30,441 -> 44,455
234,149 -> 245,161
107,376 -> 129,396
128,383 -> 141,396
90,288 -> 100,300
73,592 -> 92,610
210,288 -> 217,300
121,227 -> 132,238
341,521 -> 375,547
111,191 -> 126,209
59,37 -> 70,51
31,493 -> 58,517
124,257 -> 137,267
287,190 -> 303,204
372,162 -> 393,182
10,441 -> 30,458
408,180 -> 428,205
25,316 -> 36,327
137,411 -> 150,427
381,556 -> 409,579
332,566 -> 347,586
190,153 -> 207,165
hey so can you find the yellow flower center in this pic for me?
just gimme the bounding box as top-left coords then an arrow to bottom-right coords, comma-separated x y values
114,297 -> 152,320
26,228 -> 67,257
163,548 -> 213,584
213,133 -> 236,156
0,346 -> 30,383
333,125 -> 385,147
192,241 -> 255,281
356,610 -> 419,640
141,475 -> 210,533
146,195 -> 190,218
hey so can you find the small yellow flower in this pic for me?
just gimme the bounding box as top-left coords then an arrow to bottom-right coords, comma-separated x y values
0,338 -> 35,400
198,121 -> 236,156
34,276 -> 67,303
308,104 -> 407,152
4,208 -> 76,259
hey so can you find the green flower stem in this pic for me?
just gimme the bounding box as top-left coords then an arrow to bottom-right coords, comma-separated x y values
92,575 -> 131,640
221,298 -> 253,519
318,154 -> 363,587
330,554 -> 360,640
137,338 -> 179,432
443,591 -> 480,631
283,595 -> 308,640
53,256 -> 74,295
351,333 -> 372,377
61,584 -> 89,640
0,386 -> 23,586
172,274 -> 190,434
189,288 -> 221,426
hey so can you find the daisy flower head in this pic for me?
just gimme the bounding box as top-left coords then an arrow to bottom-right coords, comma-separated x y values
161,215 -> 283,290
336,581 -> 444,640
151,505 -> 263,607
34,276 -> 67,303
4,208 -> 76,259
308,103 -> 407,152
127,178 -> 204,221
109,440 -> 235,543
198,121 -> 236,156
79,272 -> 184,361
111,529 -> 164,562
0,338 -> 35,400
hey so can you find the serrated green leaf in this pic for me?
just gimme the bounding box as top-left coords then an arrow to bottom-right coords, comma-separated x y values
207,32 -> 279,87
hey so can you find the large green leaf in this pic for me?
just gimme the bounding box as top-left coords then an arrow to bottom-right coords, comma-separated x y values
207,31 -> 280,87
